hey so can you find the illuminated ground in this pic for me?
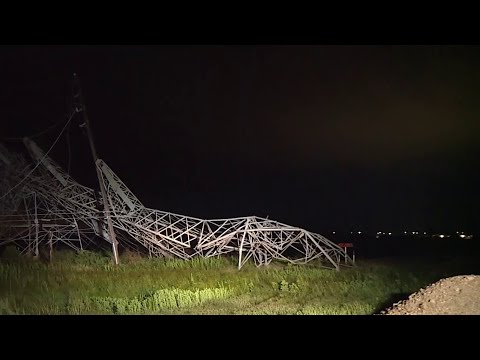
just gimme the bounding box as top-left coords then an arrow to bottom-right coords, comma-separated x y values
1,247 -> 479,315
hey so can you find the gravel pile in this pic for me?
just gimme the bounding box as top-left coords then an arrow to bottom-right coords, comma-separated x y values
382,275 -> 480,315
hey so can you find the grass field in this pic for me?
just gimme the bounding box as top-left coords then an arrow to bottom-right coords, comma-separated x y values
0,247 -> 478,315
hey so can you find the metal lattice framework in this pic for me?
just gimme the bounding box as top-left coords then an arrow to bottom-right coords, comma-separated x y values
0,145 -> 89,255
0,138 -> 354,270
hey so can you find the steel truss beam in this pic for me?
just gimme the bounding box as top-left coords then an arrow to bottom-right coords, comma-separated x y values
0,139 -> 354,270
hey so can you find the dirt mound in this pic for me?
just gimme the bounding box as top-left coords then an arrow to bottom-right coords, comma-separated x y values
382,275 -> 480,315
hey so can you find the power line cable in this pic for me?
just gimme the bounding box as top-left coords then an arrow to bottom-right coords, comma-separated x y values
0,110 -> 77,200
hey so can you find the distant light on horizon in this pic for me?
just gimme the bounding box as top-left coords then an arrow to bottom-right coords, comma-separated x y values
460,234 -> 466,238
439,234 -> 445,238
388,232 -> 392,235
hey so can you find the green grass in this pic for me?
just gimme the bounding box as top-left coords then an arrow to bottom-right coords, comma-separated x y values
0,246 -> 478,315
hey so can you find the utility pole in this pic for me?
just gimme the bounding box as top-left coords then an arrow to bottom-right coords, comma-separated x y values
72,73 -> 120,265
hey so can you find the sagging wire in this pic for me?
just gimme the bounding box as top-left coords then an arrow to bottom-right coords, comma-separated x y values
0,110 -> 77,200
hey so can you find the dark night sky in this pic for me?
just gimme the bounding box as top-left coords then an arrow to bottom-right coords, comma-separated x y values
1,45 -> 479,234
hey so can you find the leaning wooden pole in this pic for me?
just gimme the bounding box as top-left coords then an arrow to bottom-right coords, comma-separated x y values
72,73 -> 120,265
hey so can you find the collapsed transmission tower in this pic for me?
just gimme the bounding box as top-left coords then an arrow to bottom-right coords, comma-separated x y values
0,82 -> 354,270
0,137 -> 354,270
